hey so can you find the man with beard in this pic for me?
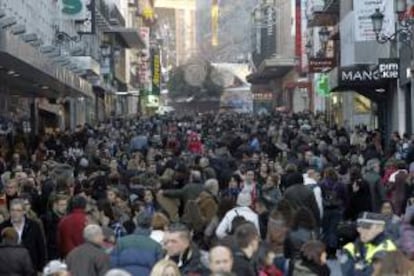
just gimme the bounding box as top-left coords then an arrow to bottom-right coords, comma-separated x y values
41,194 -> 68,260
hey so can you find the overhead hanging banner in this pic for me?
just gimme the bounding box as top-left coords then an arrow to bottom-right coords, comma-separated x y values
151,48 -> 161,96
353,0 -> 395,41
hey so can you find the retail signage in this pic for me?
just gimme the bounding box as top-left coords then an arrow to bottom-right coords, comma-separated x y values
316,74 -> 329,96
294,0 -> 309,72
378,58 -> 399,79
305,0 -> 325,19
308,58 -> 335,73
253,92 -> 273,101
61,0 -> 88,20
211,0 -> 219,46
139,27 -> 151,85
139,0 -> 156,25
340,65 -> 381,83
300,0 -> 308,72
146,95 -> 159,108
295,0 -> 302,70
354,0 -> 395,41
340,62 -> 400,84
151,48 -> 161,96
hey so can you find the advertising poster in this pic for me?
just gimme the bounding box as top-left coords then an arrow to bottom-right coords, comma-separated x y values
354,0 -> 395,41
151,48 -> 161,96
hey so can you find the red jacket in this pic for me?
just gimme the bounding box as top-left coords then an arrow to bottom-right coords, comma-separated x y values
258,265 -> 283,276
57,209 -> 87,258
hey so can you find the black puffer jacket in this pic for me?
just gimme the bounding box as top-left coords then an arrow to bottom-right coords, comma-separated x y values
284,183 -> 321,227
41,211 -> 61,260
0,244 -> 35,276
170,246 -> 209,276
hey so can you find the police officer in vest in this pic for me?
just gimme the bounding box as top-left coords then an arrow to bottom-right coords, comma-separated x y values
340,212 -> 397,276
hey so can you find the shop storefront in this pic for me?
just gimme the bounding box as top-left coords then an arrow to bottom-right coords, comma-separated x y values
329,62 -> 398,139
0,28 -> 93,133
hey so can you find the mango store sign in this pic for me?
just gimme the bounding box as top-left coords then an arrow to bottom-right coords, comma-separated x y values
340,66 -> 381,82
340,60 -> 399,84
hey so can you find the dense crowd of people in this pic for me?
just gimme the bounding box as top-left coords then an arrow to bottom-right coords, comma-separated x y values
0,111 -> 413,275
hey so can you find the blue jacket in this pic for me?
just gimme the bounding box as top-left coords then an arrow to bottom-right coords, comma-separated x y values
110,229 -> 163,276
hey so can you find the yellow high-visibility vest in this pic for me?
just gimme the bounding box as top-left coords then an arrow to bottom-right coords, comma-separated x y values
343,239 -> 397,264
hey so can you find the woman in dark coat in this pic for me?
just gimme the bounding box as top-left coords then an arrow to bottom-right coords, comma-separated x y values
319,167 -> 347,258
0,227 -> 34,276
345,167 -> 372,221
290,240 -> 330,276
284,208 -> 318,260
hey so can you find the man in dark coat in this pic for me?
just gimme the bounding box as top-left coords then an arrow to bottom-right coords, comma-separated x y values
232,222 -> 260,276
157,170 -> 205,220
161,170 -> 205,205
164,223 -> 208,275
363,159 -> 385,212
66,224 -> 110,276
0,227 -> 34,276
283,172 -> 321,226
0,198 -> 46,273
41,193 -> 68,260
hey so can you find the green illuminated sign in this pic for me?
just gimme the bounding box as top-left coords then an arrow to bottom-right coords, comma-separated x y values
316,74 -> 330,97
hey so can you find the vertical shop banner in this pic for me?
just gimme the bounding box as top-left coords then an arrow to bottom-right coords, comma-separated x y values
295,0 -> 302,70
300,0 -> 308,72
151,48 -> 161,96
211,0 -> 219,46
139,27 -> 151,85
354,0 -> 395,41
308,26 -> 336,73
140,27 -> 150,54
139,0 -> 156,24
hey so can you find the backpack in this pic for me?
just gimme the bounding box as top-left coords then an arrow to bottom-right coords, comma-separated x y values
322,185 -> 341,208
228,210 -> 247,235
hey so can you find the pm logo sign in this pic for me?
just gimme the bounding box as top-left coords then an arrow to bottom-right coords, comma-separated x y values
379,58 -> 399,79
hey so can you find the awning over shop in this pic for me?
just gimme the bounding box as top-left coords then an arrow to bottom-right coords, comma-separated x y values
70,56 -> 101,76
0,30 -> 94,99
247,57 -> 296,85
328,66 -> 391,102
105,28 -> 146,48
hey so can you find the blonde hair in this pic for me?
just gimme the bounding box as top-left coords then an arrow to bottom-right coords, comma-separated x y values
150,260 -> 180,276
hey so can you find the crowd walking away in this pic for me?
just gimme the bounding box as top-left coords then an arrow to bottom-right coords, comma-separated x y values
1,111 -> 414,275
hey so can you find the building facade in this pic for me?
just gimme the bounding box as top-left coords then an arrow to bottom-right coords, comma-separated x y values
196,0 -> 256,63
0,0 -> 146,133
155,0 -> 196,66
